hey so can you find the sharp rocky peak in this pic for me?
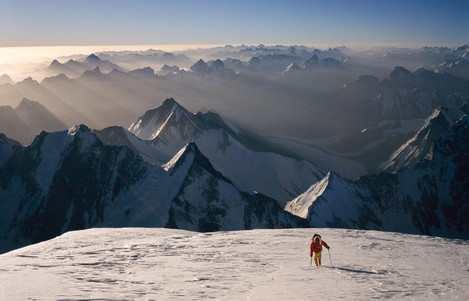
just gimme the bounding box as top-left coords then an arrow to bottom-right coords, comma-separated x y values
190,59 -> 209,73
163,142 -> 226,180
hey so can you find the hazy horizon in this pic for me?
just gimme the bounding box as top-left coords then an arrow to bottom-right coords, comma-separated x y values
1,42 -> 466,78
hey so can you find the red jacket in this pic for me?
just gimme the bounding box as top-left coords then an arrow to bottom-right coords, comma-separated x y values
310,239 -> 329,256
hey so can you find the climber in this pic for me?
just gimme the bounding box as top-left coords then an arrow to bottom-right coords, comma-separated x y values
310,233 -> 330,266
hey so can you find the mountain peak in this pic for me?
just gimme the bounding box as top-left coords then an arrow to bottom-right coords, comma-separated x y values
284,170 -> 348,219
162,97 -> 178,107
190,59 -> 209,73
19,97 -> 34,106
163,142 -> 227,181
85,54 -> 101,62
0,74 -> 13,85
389,66 -> 413,80
163,142 -> 202,172
210,59 -> 225,70
128,98 -> 199,141
68,124 -> 91,136
49,59 -> 62,67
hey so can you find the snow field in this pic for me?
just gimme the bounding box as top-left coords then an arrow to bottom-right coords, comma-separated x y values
0,227 -> 468,300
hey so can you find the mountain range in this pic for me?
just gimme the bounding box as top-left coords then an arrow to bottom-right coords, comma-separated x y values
0,124 -> 307,254
46,54 -> 123,78
1,44 -> 468,254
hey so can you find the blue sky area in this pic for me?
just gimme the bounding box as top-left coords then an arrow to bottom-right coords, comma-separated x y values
1,0 -> 468,47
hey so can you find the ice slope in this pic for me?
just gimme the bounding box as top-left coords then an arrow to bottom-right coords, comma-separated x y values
0,228 -> 468,300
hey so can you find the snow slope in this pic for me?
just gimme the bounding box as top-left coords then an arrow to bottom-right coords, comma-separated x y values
0,227 -> 468,300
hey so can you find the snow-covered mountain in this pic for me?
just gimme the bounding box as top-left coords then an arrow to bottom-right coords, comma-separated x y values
161,143 -> 307,231
286,115 -> 469,239
0,125 -> 307,254
128,98 -> 325,204
2,228 -> 468,300
381,106 -> 467,172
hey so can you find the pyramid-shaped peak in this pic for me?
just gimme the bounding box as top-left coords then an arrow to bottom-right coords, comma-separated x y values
0,74 -> 13,84
190,59 -> 209,73
162,97 -> 178,107
158,98 -> 188,113
85,54 -> 101,61
183,142 -> 200,154
163,142 -> 203,173
49,59 -> 62,67
128,98 -> 199,141
211,59 -> 225,69
390,66 -> 412,79
163,142 -> 226,180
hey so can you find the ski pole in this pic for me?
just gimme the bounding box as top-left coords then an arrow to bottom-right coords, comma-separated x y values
328,249 -> 333,267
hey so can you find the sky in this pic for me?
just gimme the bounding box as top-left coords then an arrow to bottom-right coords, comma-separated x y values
0,0 -> 468,48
